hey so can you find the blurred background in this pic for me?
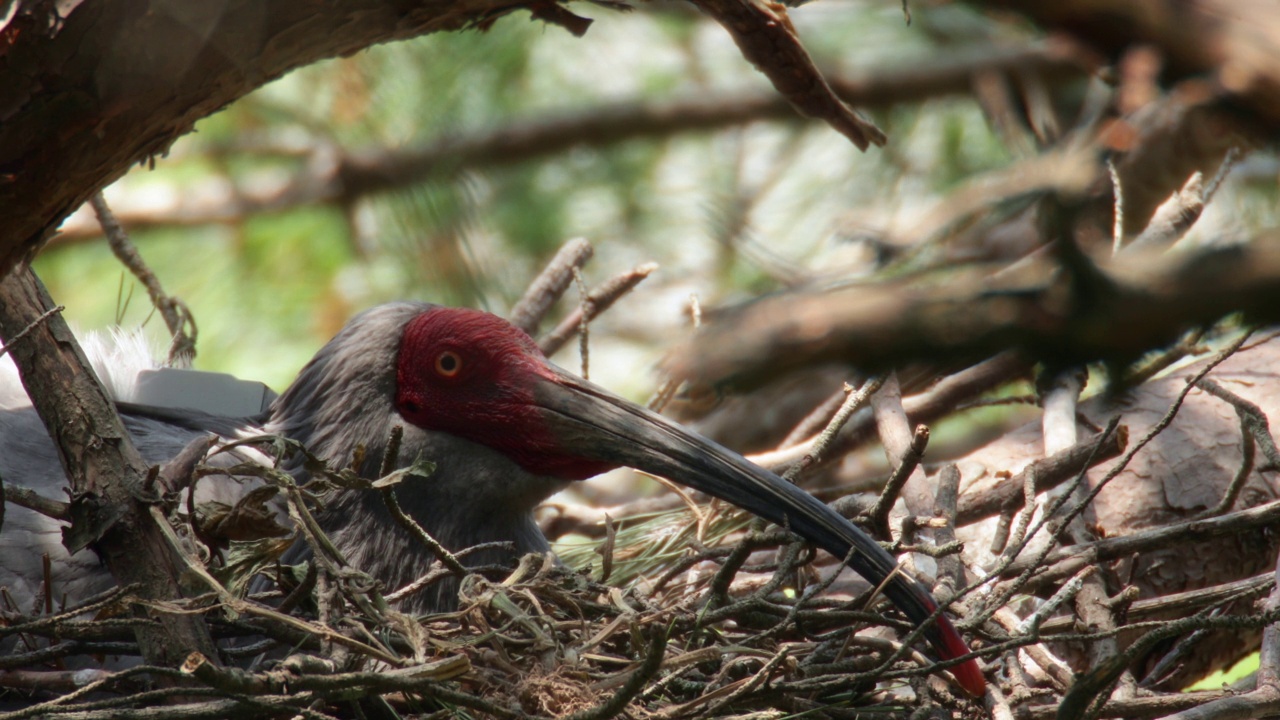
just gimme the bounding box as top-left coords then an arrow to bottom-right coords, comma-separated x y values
33,3 -> 1093,392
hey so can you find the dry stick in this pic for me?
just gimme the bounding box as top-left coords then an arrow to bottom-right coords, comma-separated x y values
783,376 -> 883,483
509,237 -> 593,335
987,606 -> 1076,690
1045,371 -> 1135,712
182,651 -> 469,697
566,627 -> 667,720
1006,497 -> 1280,589
1056,608 -> 1280,720
967,419 -> 1123,631
572,266 -> 591,380
1204,411 -> 1257,518
0,585 -> 143,641
868,425 -> 929,544
90,192 -> 196,365
932,464 -> 965,600
376,425 -> 468,580
1,482 -> 71,521
1038,571 -> 1274,634
752,353 -> 1029,478
0,268 -> 218,671
1197,377 -> 1280,468
1048,334 -> 1254,552
538,261 -> 658,356
687,0 -> 885,150
982,335 -> 1249,621
0,665 -> 191,720
145,503 -> 402,666
957,427 -> 1126,528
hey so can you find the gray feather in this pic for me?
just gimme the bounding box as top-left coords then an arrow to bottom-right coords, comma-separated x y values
0,302 -> 566,622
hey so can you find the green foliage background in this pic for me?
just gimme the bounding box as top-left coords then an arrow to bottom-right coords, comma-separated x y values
35,3 -> 1019,394
33,2 -> 1269,400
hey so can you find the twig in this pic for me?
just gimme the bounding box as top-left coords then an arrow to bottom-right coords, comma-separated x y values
782,376 -> 882,483
956,426 -> 1127,527
509,237 -> 593,334
91,192 -> 196,365
687,0 -> 885,150
538,262 -> 657,357
566,626 -> 667,720
2,482 -> 71,521
869,424 -> 929,541
932,464 -> 965,599
0,303 -> 64,360
1196,378 -> 1280,470
572,266 -> 591,379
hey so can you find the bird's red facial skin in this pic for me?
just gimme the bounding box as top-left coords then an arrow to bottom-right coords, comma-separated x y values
395,308 -> 618,480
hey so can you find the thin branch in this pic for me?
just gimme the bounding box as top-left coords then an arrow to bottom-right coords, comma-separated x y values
89,192 -> 196,365
509,237 -> 594,335
539,262 -> 658,357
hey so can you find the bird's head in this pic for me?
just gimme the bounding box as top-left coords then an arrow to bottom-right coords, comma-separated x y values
393,307 -> 616,481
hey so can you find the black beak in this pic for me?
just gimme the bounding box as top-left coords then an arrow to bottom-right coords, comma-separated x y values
530,366 -> 984,696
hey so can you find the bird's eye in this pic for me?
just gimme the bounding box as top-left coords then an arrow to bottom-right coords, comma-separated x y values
435,350 -> 462,377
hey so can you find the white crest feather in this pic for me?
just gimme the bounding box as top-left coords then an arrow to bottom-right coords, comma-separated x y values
0,327 -> 161,410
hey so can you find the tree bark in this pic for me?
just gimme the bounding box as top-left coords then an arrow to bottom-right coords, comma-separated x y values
0,265 -> 218,668
0,0 -> 570,276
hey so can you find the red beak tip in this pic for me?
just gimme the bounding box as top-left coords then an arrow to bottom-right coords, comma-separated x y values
952,659 -> 986,697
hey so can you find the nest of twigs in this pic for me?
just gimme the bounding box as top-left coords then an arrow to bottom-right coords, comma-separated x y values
6,319 -> 1280,720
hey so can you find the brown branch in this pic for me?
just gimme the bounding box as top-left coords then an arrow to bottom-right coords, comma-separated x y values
0,265 -> 218,668
956,426 -> 1127,527
966,0 -> 1280,127
0,0 -> 625,275
1002,497 -> 1280,590
509,237 -> 594,335
687,0 -> 884,150
48,45 -> 1089,244
1037,572 -> 1274,635
2,481 -> 71,521
667,237 -> 1280,390
89,192 -> 196,365
538,261 -> 658,357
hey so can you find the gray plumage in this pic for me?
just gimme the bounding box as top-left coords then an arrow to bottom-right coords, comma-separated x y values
0,302 -> 562,617
269,302 -> 563,611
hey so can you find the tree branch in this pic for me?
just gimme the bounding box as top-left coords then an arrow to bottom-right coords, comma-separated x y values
0,265 -> 218,668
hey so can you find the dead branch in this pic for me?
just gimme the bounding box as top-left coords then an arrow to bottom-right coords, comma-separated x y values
666,237 -> 1280,390
49,45 -> 1089,245
685,0 -> 884,150
509,237 -> 595,335
89,192 -> 196,365
0,265 -> 218,668
0,0 -> 630,275
539,262 -> 658,357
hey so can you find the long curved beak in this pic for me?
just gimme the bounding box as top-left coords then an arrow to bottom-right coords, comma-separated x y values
530,366 -> 984,697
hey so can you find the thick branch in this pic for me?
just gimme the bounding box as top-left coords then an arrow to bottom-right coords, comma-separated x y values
0,0 -> 592,275
667,237 -> 1280,390
0,266 -> 217,667
967,0 -> 1280,125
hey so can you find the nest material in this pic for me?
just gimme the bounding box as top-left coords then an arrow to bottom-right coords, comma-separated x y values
6,332 -> 1280,720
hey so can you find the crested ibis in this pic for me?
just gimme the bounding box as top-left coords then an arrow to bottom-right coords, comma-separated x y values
0,302 -> 984,695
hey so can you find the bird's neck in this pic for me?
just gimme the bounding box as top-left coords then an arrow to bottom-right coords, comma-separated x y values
314,446 -> 561,613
